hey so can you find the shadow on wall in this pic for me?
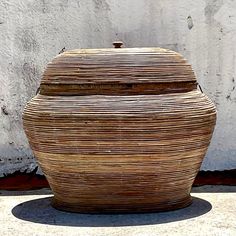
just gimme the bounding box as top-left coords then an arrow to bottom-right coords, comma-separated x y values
11,196 -> 211,227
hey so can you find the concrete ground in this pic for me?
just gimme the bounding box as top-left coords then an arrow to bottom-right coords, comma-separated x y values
0,186 -> 235,236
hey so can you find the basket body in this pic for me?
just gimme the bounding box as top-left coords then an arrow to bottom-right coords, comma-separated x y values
23,47 -> 216,213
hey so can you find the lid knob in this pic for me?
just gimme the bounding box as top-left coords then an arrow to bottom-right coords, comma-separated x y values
113,41 -> 123,48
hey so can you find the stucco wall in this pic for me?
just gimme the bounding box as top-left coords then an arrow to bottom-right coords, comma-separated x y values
0,0 -> 235,176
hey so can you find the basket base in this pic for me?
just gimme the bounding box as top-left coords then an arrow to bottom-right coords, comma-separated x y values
51,195 -> 193,214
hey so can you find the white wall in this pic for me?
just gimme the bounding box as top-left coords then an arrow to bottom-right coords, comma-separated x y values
0,0 -> 235,176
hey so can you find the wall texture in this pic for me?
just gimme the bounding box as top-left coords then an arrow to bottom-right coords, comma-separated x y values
0,0 -> 235,176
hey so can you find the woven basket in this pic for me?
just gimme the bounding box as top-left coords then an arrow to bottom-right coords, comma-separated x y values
23,42 -> 216,213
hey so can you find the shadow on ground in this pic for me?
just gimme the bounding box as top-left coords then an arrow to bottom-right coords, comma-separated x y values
12,197 -> 212,227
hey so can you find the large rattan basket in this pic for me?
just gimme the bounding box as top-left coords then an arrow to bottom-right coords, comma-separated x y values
23,42 -> 216,213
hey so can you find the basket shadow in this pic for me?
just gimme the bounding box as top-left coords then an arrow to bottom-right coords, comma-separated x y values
11,196 -> 212,227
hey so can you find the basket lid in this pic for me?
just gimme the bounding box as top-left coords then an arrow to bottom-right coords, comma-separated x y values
40,41 -> 197,95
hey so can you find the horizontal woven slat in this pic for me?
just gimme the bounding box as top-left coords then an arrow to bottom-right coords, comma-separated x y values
40,48 -> 196,95
23,89 -> 216,213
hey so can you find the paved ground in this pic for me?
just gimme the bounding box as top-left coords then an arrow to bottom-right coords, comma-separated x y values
0,186 -> 235,236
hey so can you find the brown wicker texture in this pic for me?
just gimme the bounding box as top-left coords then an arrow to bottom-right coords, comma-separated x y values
23,46 -> 216,213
